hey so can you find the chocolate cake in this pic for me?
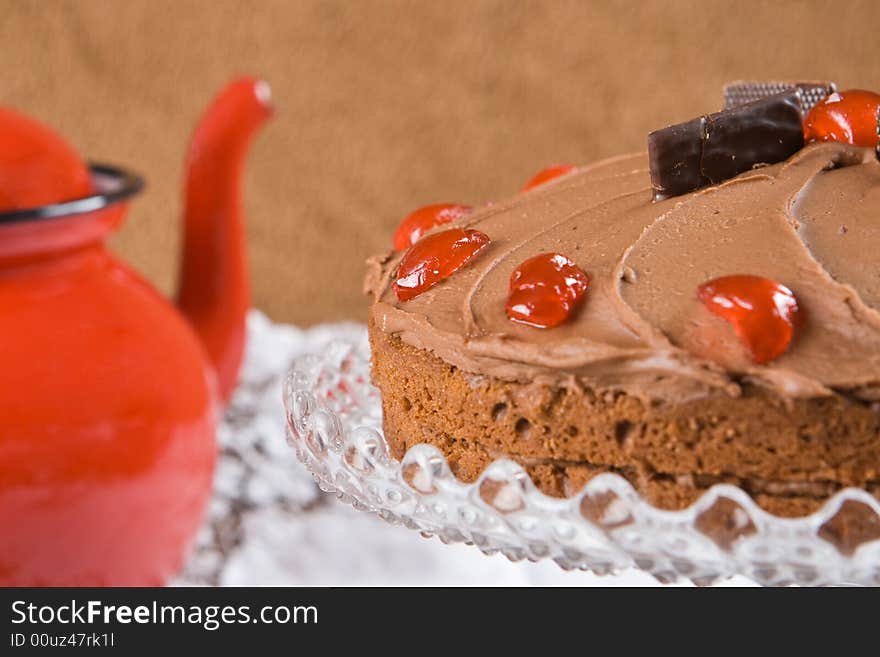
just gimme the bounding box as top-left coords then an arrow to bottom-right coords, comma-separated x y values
365,83 -> 880,518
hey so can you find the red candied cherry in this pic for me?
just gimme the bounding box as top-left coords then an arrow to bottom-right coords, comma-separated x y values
520,164 -> 576,192
697,275 -> 804,365
392,203 -> 473,250
506,253 -> 590,328
393,227 -> 490,301
804,89 -> 880,148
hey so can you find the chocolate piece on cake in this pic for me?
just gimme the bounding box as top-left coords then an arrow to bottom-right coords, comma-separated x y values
701,90 -> 805,183
648,91 -> 806,199
647,116 -> 708,200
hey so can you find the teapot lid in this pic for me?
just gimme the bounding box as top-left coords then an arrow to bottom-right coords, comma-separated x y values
0,163 -> 143,224
0,107 -> 143,224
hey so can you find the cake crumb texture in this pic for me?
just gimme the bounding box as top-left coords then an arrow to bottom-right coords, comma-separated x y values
370,324 -> 880,518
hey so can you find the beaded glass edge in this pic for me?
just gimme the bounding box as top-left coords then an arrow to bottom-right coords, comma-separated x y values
283,334 -> 880,586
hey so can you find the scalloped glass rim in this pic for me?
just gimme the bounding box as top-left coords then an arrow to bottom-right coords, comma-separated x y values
283,334 -> 880,586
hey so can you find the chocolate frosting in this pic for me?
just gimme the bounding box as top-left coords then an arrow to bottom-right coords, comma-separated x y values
366,143 -> 880,404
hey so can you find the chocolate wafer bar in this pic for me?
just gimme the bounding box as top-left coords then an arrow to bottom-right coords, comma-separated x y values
724,80 -> 836,112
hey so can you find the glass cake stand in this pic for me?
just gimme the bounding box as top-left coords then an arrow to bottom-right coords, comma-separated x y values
283,333 -> 880,586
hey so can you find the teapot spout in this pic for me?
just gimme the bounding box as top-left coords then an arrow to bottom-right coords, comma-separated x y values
177,77 -> 273,403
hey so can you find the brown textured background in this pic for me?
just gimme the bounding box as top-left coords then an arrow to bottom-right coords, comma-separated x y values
3,1 -> 879,325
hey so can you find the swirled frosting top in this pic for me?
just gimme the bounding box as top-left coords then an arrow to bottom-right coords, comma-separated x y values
366,142 -> 880,403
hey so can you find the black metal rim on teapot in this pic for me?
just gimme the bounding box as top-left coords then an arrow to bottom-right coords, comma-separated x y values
0,163 -> 145,224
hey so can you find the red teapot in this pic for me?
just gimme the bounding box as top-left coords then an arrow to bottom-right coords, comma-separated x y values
0,77 -> 272,585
